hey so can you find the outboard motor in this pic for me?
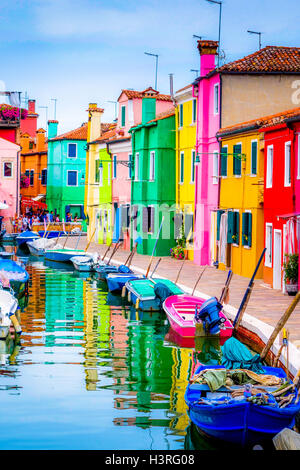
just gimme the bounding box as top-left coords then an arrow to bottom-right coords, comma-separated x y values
154,283 -> 174,309
194,297 -> 225,335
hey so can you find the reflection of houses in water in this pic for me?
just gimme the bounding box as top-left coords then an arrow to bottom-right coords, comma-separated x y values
82,279 -> 111,391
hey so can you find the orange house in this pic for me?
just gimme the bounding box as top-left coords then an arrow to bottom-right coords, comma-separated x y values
20,128 -> 48,212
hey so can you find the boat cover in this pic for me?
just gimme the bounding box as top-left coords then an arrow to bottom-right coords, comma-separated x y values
118,265 -> 132,273
154,283 -> 175,308
0,259 -> 29,282
221,337 -> 265,374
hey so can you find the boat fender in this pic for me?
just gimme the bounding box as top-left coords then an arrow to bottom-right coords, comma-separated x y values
9,313 -> 22,335
194,297 -> 224,335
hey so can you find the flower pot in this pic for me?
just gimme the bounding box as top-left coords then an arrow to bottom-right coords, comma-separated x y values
286,283 -> 298,296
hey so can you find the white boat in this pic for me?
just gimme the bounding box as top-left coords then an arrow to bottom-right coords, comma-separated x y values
0,288 -> 19,339
27,237 -> 57,256
70,253 -> 100,272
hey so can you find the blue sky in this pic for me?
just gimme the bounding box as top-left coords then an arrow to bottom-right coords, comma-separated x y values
1,0 -> 299,133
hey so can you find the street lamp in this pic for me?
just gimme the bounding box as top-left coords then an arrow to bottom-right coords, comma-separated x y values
144,52 -> 159,90
206,0 -> 223,68
190,69 -> 200,77
247,30 -> 263,50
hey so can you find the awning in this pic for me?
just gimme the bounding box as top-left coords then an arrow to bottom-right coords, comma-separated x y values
278,212 -> 300,219
21,197 -> 47,210
32,194 -> 46,202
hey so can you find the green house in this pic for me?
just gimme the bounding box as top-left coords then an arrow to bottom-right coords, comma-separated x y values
129,92 -> 176,256
46,120 -> 87,222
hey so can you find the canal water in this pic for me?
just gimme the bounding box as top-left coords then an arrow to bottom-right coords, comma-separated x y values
0,254 -> 226,450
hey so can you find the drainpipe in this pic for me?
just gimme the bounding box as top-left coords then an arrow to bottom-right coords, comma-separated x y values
16,149 -> 21,217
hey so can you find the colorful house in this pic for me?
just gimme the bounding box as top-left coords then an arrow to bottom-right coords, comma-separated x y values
20,128 -> 48,213
84,103 -> 115,243
46,120 -> 87,222
193,42 -> 300,267
129,89 -> 176,256
261,108 -> 300,291
215,123 -> 264,278
0,137 -> 21,225
174,84 -> 197,260
20,99 -> 38,138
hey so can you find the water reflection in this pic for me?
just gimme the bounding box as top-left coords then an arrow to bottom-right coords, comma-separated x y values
0,255 -> 227,450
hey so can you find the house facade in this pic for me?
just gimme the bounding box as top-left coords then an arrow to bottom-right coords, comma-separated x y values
174,84 -> 197,260
0,137 -> 20,224
130,90 -> 176,256
46,120 -> 87,222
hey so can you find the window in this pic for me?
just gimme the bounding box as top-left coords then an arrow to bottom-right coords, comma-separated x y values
220,146 -> 228,177
143,206 -> 155,233
214,83 -> 219,115
67,170 -> 78,186
216,209 -> 225,241
298,135 -> 300,179
30,169 -> 34,186
121,105 -> 126,127
266,145 -> 273,188
180,152 -> 184,183
227,210 -> 240,245
213,151 -> 219,184
107,162 -> 111,185
242,212 -> 252,247
3,162 -> 12,178
251,140 -> 258,176
192,99 -> 197,123
191,150 -> 196,183
284,141 -> 291,187
128,154 -> 132,179
99,164 -> 103,186
113,155 -> 117,179
179,104 -> 183,127
68,143 -> 77,158
185,213 -> 194,244
265,223 -> 272,267
134,153 -> 140,181
149,151 -> 155,181
233,143 -> 242,176
41,169 -> 47,185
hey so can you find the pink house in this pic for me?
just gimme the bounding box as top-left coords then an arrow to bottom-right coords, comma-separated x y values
108,88 -> 173,250
193,41 -> 220,266
0,137 -> 21,227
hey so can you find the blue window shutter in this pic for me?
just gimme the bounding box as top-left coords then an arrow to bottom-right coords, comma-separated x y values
68,143 -> 77,158
80,205 -> 86,220
65,205 -> 70,218
68,171 -> 77,186
129,155 -> 132,178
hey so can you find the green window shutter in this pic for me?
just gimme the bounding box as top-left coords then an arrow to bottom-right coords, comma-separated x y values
247,213 -> 252,247
180,104 -> 183,127
251,141 -> 257,175
193,99 -> 197,122
233,144 -> 242,176
121,106 -> 126,127
242,212 -> 252,246
191,150 -> 196,182
234,211 -> 240,245
95,160 -> 99,183
227,210 -> 234,243
216,210 -> 224,241
180,153 -> 184,183
221,147 -> 228,176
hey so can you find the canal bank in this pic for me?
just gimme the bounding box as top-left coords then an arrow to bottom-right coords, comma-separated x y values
63,236 -> 300,375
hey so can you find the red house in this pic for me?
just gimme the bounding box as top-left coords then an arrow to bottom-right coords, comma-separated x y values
261,107 -> 300,292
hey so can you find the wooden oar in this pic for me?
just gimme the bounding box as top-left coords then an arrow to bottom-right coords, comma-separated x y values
145,216 -> 165,278
260,291 -> 300,362
63,230 -> 71,248
233,248 -> 266,332
219,270 -> 233,304
107,241 -> 121,265
124,242 -> 137,267
85,227 -> 96,252
192,266 -> 207,296
101,243 -> 112,261
43,222 -> 50,239
150,257 -> 162,279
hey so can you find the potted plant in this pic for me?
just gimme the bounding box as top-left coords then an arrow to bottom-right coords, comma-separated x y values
170,222 -> 187,260
283,253 -> 299,296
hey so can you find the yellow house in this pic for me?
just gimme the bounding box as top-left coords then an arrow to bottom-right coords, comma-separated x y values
215,121 -> 264,278
174,84 -> 197,260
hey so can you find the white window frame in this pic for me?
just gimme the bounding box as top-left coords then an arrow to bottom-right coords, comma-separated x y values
67,170 -> 78,187
107,162 -> 111,185
213,150 -> 219,184
213,83 -> 219,115
99,165 -> 103,187
284,141 -> 291,187
67,142 -> 77,159
179,151 -> 184,184
149,151 -> 155,181
297,134 -> 300,180
266,145 -> 273,188
191,149 -> 196,183
112,155 -> 117,179
135,152 -> 140,181
250,139 -> 258,177
265,223 -> 273,267
3,161 -> 13,178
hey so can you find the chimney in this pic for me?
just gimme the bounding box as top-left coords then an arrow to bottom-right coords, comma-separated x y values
20,133 -> 30,153
141,87 -> 158,124
48,120 -> 58,139
87,103 -> 104,142
36,128 -> 46,151
28,99 -> 36,114
197,40 -> 218,77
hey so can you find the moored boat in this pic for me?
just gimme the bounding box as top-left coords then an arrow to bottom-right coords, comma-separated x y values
27,237 -> 57,256
16,230 -> 40,248
70,254 -> 98,272
0,259 -> 29,299
125,278 -> 184,311
106,272 -> 145,293
0,287 -> 19,339
44,247 -> 86,263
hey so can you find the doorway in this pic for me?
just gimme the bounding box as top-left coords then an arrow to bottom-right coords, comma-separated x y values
273,229 -> 282,290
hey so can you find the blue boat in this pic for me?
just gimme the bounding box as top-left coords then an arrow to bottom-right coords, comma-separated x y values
185,364 -> 300,448
44,248 -> 86,263
16,230 -> 40,248
0,259 -> 29,298
106,272 -> 145,293
94,264 -> 122,281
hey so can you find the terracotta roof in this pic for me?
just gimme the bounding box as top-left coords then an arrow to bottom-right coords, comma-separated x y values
218,46 -> 300,74
90,123 -> 118,144
217,106 -> 300,136
51,123 -> 88,141
146,107 -> 175,124
175,83 -> 193,94
118,88 -> 172,102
